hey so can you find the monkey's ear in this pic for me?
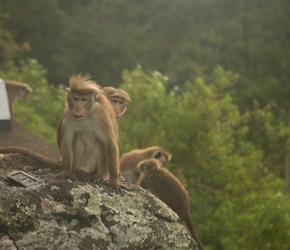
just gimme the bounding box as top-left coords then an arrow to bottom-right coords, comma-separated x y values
154,152 -> 162,159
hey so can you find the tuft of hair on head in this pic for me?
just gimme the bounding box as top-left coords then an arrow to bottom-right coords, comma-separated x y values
103,87 -> 131,103
69,74 -> 101,93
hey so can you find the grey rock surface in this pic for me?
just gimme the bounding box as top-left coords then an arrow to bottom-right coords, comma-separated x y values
0,152 -> 197,250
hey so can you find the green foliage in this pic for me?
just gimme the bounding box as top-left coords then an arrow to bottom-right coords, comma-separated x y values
0,48 -> 288,250
2,0 -> 289,183
1,2 -> 290,246
119,65 -> 173,151
0,4 -> 26,69
2,1 -> 290,112
0,59 -> 66,147
119,66 -> 290,249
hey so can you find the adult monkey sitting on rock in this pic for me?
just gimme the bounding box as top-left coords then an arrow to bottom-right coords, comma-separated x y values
57,75 -> 124,193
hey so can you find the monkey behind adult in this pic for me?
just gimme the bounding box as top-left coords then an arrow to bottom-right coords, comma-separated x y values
102,87 -> 131,120
57,86 -> 130,162
119,146 -> 172,183
134,159 -> 204,250
57,75 -> 122,193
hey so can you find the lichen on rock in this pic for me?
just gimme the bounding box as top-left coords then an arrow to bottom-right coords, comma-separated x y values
0,152 -> 197,249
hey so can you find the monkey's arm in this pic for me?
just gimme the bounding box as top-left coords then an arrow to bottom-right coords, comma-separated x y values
60,120 -> 76,176
132,166 -> 145,186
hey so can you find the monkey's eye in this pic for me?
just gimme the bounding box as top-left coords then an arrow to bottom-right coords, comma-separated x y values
154,152 -> 162,159
72,97 -> 79,101
118,101 -> 124,105
112,100 -> 118,103
80,98 -> 87,102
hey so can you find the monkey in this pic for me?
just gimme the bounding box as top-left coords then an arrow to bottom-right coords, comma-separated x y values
57,74 -> 122,193
134,159 -> 204,250
4,80 -> 33,119
0,146 -> 61,169
119,146 -> 172,183
56,86 -> 130,149
102,87 -> 131,120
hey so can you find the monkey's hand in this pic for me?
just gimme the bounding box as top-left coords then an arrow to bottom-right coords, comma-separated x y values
93,175 -> 128,195
94,177 -> 109,185
95,178 -> 128,195
110,183 -> 129,195
73,169 -> 92,181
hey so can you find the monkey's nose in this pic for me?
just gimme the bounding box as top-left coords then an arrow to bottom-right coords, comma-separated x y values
73,106 -> 86,118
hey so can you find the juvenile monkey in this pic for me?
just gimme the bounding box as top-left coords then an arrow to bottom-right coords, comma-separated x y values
102,87 -> 131,120
135,159 -> 204,250
0,146 -> 61,168
57,75 -> 122,192
119,146 -> 171,183
4,80 -> 33,119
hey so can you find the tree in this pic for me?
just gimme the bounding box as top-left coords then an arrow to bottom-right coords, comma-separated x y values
0,2 -> 26,69
0,58 -> 66,147
2,1 -> 289,108
119,66 -> 290,249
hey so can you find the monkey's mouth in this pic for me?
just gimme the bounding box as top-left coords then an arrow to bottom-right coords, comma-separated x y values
73,115 -> 85,119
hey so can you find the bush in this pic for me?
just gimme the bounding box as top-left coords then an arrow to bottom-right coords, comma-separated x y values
119,66 -> 290,249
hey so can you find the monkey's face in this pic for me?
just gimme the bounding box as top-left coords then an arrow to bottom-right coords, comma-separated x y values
110,97 -> 126,119
154,152 -> 170,167
67,92 -> 95,119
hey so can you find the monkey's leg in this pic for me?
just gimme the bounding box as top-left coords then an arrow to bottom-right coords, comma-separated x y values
59,130 -> 76,178
94,145 -> 110,184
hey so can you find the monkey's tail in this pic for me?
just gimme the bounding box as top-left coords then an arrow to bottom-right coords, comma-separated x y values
0,146 -> 62,169
184,213 -> 204,250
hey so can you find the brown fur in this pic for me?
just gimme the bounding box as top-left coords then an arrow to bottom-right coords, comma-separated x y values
119,146 -> 172,183
57,75 -> 121,192
0,146 -> 61,168
135,159 -> 204,250
4,80 -> 32,119
102,87 -> 131,120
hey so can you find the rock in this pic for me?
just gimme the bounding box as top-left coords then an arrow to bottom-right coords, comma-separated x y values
0,152 -> 197,250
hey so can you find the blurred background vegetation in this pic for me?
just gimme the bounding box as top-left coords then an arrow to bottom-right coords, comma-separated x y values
0,1 -> 290,249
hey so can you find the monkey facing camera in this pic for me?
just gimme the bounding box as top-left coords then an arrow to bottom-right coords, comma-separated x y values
57,75 -> 123,193
102,87 -> 131,120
